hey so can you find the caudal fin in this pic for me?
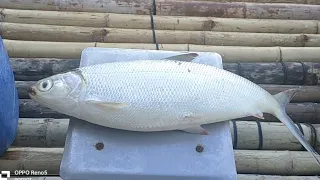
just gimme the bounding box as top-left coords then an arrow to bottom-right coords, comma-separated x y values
273,88 -> 320,167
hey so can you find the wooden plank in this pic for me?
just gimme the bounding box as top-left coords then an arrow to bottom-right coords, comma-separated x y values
1,1 -> 320,20
1,22 -> 320,47
1,8 -> 319,34
1,148 -> 320,175
4,40 -> 320,62
12,118 -> 320,152
18,99 -> 320,123
10,58 -> 320,85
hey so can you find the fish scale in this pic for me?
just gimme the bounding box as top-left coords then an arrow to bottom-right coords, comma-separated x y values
75,60 -> 268,131
28,53 -> 320,166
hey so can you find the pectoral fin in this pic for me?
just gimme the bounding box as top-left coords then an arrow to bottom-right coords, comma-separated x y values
252,112 -> 265,119
162,53 -> 199,62
181,126 -> 209,135
85,100 -> 128,111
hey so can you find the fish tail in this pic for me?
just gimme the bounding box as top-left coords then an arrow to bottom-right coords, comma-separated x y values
274,110 -> 320,166
272,88 -> 320,167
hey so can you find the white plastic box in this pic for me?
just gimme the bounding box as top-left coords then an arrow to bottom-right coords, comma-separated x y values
59,47 -> 237,180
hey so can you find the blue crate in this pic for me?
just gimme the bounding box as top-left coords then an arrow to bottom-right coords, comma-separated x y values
0,36 -> 19,156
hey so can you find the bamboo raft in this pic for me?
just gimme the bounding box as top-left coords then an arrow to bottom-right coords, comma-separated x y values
0,8 -> 319,33
1,0 -> 320,179
2,147 -> 320,175
10,118 -> 320,151
4,22 -> 320,47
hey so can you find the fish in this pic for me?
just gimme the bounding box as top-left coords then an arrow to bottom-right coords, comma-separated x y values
27,53 -> 320,166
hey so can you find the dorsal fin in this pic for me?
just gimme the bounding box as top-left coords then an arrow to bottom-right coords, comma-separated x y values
273,88 -> 301,107
161,53 -> 199,62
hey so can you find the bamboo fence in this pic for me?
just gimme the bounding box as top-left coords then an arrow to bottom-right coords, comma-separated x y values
1,0 -> 320,178
4,40 -> 320,62
6,175 -> 320,180
1,0 -> 320,20
18,100 -> 320,123
10,58 -> 320,85
2,22 -> 320,47
1,147 -> 320,175
1,8 -> 320,34
12,118 -> 320,152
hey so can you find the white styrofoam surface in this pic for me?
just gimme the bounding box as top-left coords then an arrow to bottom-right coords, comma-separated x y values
79,48 -> 223,69
59,47 -> 237,180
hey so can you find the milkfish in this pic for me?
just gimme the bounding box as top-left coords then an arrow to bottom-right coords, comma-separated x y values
28,53 -> 320,166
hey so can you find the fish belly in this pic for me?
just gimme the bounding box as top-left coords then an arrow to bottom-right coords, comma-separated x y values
75,60 -> 270,132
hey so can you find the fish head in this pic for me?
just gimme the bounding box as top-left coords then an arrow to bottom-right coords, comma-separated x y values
28,70 -> 84,113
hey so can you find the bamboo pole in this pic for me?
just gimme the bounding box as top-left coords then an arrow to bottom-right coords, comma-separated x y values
4,40 -> 320,62
259,85 -> 320,102
170,0 -> 320,4
188,45 -> 320,63
10,58 -> 320,85
1,1 -> 320,20
1,8 -> 319,34
237,175 -> 320,180
0,0 -> 153,15
6,175 -> 320,180
239,103 -> 320,123
1,148 -> 319,175
234,150 -> 320,175
15,80 -> 320,102
18,99 -> 320,123
230,121 -> 318,151
223,62 -> 319,85
13,118 -> 69,147
2,22 -> 320,47
155,0 -> 320,20
11,118 -> 320,152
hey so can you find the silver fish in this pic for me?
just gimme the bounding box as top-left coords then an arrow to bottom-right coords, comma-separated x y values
28,53 -> 320,166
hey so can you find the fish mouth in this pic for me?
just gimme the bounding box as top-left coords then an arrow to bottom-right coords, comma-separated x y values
27,86 -> 37,97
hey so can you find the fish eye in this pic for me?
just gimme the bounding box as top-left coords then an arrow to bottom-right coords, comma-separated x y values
38,79 -> 53,92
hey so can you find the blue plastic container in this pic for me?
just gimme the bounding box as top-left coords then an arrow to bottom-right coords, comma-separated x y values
0,36 -> 19,156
